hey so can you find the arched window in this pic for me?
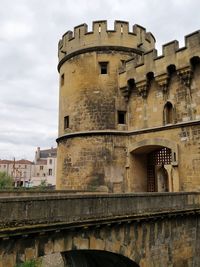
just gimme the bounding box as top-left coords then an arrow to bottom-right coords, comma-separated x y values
164,101 -> 173,125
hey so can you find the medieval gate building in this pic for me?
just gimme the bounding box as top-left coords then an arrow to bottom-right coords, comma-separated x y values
56,20 -> 200,193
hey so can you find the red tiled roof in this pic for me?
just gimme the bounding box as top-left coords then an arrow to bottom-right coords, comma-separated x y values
0,159 -> 34,165
0,160 -> 12,164
16,160 -> 34,164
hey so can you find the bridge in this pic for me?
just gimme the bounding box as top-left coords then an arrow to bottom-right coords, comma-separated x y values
0,192 -> 200,267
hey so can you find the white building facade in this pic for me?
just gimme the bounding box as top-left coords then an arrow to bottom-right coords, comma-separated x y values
0,147 -> 57,187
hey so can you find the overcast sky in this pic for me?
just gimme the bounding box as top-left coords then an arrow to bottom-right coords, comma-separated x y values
0,0 -> 199,160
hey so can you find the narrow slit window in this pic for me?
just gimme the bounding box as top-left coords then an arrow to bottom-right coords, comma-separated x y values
164,102 -> 173,125
61,74 -> 65,86
121,24 -> 123,34
99,24 -> 101,33
118,111 -> 126,124
99,62 -> 108,74
64,116 -> 69,129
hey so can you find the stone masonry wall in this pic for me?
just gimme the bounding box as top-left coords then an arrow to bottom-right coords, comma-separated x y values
57,135 -> 127,191
1,215 -> 200,267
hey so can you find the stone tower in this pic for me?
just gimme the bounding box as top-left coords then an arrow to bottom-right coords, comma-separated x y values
57,21 -> 200,193
56,20 -> 155,191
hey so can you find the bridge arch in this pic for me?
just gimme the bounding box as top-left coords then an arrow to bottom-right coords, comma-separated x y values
128,138 -> 179,192
62,250 -> 140,267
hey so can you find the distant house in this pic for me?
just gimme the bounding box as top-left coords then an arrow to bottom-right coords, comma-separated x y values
31,147 -> 57,186
0,159 -> 34,187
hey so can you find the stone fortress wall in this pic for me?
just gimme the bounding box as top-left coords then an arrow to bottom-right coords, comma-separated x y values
57,21 -> 200,193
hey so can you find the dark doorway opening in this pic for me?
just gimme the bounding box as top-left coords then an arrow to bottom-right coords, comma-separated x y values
62,250 -> 139,267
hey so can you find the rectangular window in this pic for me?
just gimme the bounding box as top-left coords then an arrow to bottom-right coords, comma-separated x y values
118,111 -> 126,124
99,62 -> 108,74
61,73 -> 64,86
49,159 -> 52,165
48,169 -> 52,176
40,166 -> 43,170
64,116 -> 69,129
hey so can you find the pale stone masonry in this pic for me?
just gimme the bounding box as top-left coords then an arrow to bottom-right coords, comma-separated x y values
57,20 -> 200,192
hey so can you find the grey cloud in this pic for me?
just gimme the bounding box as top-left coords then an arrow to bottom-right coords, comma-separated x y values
0,0 -> 199,159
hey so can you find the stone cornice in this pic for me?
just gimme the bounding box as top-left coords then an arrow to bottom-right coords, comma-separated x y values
57,45 -> 142,72
57,119 -> 200,143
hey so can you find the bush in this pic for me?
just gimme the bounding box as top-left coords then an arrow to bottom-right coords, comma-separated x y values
0,172 -> 13,189
15,259 -> 41,267
39,179 -> 48,189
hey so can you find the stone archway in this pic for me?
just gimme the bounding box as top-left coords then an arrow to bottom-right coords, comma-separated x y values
62,250 -> 140,267
129,138 -> 179,192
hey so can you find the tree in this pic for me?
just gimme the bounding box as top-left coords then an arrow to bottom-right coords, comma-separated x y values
0,171 -> 13,189
39,179 -> 48,189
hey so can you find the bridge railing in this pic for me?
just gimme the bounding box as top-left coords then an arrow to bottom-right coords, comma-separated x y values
0,192 -> 200,234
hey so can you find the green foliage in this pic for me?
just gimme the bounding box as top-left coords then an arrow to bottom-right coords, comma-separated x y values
15,259 -> 41,267
39,179 -> 48,189
0,171 -> 13,189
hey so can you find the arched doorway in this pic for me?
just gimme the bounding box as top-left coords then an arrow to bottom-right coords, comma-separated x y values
129,139 -> 179,192
62,250 -> 139,267
147,147 -> 171,192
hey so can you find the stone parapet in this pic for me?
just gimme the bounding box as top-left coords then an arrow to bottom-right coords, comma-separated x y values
58,20 -> 155,63
0,192 -> 200,236
120,30 -> 200,88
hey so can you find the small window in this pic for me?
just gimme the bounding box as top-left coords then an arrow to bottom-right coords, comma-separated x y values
61,73 -> 64,86
49,159 -> 52,165
40,166 -> 43,170
48,169 -> 52,176
99,62 -> 108,74
118,111 -> 126,124
64,116 -> 69,129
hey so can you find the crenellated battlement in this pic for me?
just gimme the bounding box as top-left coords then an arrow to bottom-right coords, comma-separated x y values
119,30 -> 200,89
58,20 -> 156,62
